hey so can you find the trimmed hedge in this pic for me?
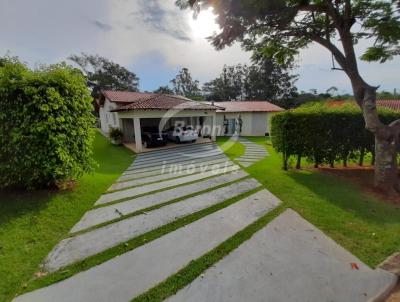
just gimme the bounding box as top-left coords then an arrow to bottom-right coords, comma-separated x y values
271,102 -> 400,169
0,58 -> 95,189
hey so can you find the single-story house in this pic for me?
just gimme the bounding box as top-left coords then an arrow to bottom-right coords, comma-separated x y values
98,91 -> 284,152
211,101 -> 284,136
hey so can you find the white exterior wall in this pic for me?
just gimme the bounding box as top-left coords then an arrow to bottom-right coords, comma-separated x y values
250,112 -> 268,136
99,99 -> 121,133
208,112 -> 272,136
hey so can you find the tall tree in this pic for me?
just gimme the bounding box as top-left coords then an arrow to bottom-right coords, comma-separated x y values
69,53 -> 139,98
178,0 -> 400,193
170,68 -> 202,99
244,56 -> 298,104
203,58 -> 297,106
153,85 -> 174,94
202,64 -> 246,101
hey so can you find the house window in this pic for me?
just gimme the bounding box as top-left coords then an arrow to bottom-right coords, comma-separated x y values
112,113 -> 116,125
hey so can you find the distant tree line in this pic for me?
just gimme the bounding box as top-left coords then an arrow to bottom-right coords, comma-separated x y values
63,53 -> 400,109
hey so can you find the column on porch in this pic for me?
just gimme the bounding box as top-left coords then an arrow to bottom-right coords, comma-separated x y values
211,112 -> 217,141
133,117 -> 142,153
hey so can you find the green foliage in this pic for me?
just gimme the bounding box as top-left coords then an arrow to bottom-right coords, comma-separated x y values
109,127 -> 123,140
178,1 -> 400,77
377,89 -> 400,99
271,102 -> 400,169
153,85 -> 174,95
0,57 -> 96,189
69,53 -> 139,98
203,57 -> 297,106
170,68 -> 202,99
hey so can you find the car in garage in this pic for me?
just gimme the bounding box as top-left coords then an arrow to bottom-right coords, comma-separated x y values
167,126 -> 198,143
141,127 -> 168,148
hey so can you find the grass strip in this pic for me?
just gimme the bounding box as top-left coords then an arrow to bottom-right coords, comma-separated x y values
131,204 -> 286,302
19,186 -> 262,295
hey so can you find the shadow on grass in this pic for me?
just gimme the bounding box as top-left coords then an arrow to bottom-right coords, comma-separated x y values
0,134 -> 135,226
286,168 -> 400,225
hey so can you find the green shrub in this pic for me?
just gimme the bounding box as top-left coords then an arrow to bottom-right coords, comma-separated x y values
109,127 -> 123,140
0,58 -> 95,189
271,101 -> 400,169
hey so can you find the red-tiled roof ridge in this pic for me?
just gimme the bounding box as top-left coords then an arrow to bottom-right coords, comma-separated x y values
101,90 -> 221,111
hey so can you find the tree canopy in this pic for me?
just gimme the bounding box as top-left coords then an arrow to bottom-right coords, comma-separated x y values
203,57 -> 297,106
170,67 -> 203,99
153,85 -> 174,94
69,53 -> 139,97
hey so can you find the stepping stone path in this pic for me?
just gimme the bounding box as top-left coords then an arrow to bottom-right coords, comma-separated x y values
14,142 -> 397,302
234,137 -> 269,167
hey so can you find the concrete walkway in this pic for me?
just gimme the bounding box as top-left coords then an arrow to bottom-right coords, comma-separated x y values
234,137 -> 268,167
167,209 -> 397,302
13,142 -> 397,302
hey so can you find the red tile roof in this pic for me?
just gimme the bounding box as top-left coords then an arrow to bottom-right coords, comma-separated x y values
376,100 -> 400,111
214,101 -> 284,113
102,91 -> 221,111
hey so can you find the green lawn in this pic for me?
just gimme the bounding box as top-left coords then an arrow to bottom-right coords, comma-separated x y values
2,135 -> 399,302
220,136 -> 400,266
0,132 -> 134,302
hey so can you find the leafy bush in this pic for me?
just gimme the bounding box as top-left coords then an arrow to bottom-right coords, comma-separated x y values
0,58 -> 95,189
109,127 -> 123,140
271,101 -> 400,169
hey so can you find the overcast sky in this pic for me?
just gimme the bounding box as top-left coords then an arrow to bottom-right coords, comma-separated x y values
1,0 -> 399,95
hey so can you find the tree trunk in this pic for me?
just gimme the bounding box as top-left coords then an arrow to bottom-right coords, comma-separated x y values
296,154 -> 301,169
356,83 -> 400,193
358,148 -> 365,166
283,152 -> 288,171
374,131 -> 400,193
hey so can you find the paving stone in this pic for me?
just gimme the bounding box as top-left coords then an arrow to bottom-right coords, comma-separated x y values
236,159 -> 259,163
167,209 -> 397,302
131,143 -> 220,160
136,143 -> 215,158
133,144 -> 219,162
117,158 -> 233,182
110,161 -> 236,191
238,161 -> 253,167
122,154 -> 227,175
132,148 -> 223,166
238,157 -> 265,161
43,178 -> 261,272
13,190 -> 278,302
71,170 -> 248,233
241,150 -> 266,154
131,151 -> 223,169
96,165 -> 241,205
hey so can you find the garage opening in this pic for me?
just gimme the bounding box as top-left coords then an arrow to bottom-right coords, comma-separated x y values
120,116 -> 214,153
